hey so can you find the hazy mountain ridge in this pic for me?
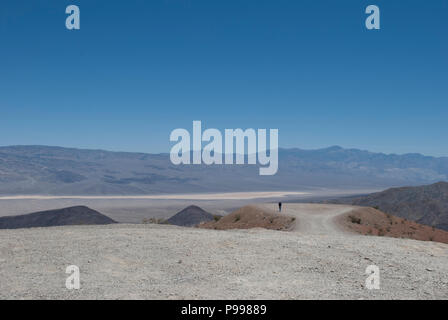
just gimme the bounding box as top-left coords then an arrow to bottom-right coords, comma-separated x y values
0,145 -> 447,195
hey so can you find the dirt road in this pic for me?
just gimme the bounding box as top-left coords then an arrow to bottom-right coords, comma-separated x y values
259,203 -> 353,235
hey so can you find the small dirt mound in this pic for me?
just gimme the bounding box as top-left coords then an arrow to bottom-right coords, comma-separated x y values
165,205 -> 214,227
198,205 -> 295,231
337,207 -> 448,244
0,206 -> 117,229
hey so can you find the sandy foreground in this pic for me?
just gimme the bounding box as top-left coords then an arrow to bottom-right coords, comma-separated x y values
0,203 -> 447,300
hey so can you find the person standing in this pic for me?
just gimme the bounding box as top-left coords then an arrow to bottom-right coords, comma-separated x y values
278,202 -> 282,213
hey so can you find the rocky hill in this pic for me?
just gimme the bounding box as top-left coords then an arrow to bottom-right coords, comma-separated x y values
0,206 -> 117,229
327,182 -> 448,230
164,205 -> 214,227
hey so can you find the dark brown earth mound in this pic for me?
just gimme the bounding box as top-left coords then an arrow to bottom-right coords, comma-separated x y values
337,207 -> 448,244
165,205 -> 214,227
198,205 -> 295,231
0,206 -> 117,229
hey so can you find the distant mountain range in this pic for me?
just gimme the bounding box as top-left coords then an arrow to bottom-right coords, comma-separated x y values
327,182 -> 448,231
0,145 -> 447,195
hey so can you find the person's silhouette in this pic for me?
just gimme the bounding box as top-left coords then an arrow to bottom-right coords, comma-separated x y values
278,202 -> 282,212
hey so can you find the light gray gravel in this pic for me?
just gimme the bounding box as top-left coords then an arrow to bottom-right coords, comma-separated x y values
0,204 -> 447,299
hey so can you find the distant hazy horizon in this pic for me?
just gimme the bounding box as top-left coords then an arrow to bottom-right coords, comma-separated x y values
1,143 -> 447,159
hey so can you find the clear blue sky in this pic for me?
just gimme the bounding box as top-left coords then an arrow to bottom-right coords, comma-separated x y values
0,0 -> 447,155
